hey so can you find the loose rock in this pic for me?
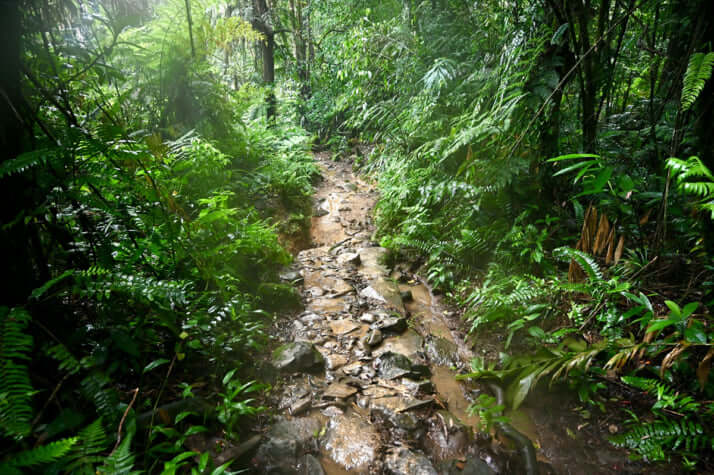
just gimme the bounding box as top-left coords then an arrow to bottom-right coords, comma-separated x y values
377,316 -> 408,334
385,447 -> 438,475
272,342 -> 324,373
321,415 -> 380,473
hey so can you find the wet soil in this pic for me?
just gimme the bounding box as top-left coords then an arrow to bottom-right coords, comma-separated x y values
250,153 -> 654,474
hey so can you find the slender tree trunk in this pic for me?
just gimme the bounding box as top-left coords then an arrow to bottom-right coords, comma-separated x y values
253,0 -> 276,121
184,0 -> 196,59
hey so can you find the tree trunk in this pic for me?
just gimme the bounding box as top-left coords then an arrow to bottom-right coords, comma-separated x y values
253,0 -> 276,121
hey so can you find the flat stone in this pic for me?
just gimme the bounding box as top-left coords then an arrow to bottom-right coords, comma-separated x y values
337,252 -> 361,265
254,416 -> 321,472
372,330 -> 424,360
272,342 -> 324,373
279,270 -> 303,284
307,286 -> 325,297
323,382 -> 359,399
376,351 -> 414,380
385,447 -> 438,475
401,379 -> 435,395
377,316 -> 408,334
359,313 -> 376,323
289,396 -> 311,416
310,297 -> 347,313
326,354 -> 349,370
361,277 -> 404,310
341,361 -> 363,376
321,415 -> 380,473
365,328 -> 383,347
425,336 -> 461,367
359,285 -> 386,302
362,386 -> 397,398
329,319 -> 360,335
301,313 -> 322,324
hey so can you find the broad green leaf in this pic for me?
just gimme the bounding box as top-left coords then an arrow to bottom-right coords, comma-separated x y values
222,369 -> 237,386
143,358 -> 170,373
647,319 -> 675,333
509,368 -> 538,410
664,300 -> 681,319
527,326 -> 546,340
199,452 -> 210,472
682,302 -> 699,319
553,160 -> 595,177
684,322 -> 708,344
547,153 -> 600,162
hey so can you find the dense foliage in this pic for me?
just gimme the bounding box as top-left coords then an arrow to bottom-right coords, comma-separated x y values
305,0 -> 714,468
3,0 -> 714,471
0,0 -> 316,472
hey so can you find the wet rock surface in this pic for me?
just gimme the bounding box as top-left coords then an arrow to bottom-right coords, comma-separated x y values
253,153 -> 500,474
272,342 -> 325,373
252,152 -> 638,474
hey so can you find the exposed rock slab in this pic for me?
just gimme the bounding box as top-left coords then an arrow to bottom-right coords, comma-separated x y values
321,414 -> 380,473
329,319 -> 360,335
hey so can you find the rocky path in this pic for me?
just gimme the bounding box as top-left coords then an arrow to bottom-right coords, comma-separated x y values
252,153 -> 505,474
250,153 -> 641,475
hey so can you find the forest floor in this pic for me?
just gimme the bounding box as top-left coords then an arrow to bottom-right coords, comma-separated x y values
245,152 -> 665,474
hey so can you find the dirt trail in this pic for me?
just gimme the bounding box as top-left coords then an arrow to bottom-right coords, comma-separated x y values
251,153 -> 636,474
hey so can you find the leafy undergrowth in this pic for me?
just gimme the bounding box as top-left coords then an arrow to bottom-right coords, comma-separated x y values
302,1 -> 714,468
0,1 -> 318,472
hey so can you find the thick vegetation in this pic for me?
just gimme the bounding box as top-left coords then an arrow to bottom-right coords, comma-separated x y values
0,0 -> 316,472
2,0 -> 714,472
307,0 -> 714,469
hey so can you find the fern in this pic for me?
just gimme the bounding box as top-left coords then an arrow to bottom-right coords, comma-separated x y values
0,148 -> 60,179
61,418 -> 109,474
463,265 -> 549,331
611,418 -> 707,462
0,307 -> 34,439
97,431 -> 138,475
666,156 -> 714,218
613,376 -> 713,463
553,246 -> 603,281
0,437 -> 78,472
80,372 -> 121,427
681,52 -> 714,111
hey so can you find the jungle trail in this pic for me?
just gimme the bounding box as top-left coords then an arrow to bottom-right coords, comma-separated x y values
1,0 -> 714,473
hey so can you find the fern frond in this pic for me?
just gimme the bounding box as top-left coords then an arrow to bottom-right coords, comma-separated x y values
97,431 -> 137,475
0,148 -> 60,179
0,307 -> 34,438
611,418 -> 707,462
681,52 -> 714,111
80,373 -> 120,426
553,247 -> 603,281
62,418 -> 109,473
5,437 -> 78,467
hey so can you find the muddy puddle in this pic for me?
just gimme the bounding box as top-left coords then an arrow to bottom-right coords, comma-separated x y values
250,152 -> 651,474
